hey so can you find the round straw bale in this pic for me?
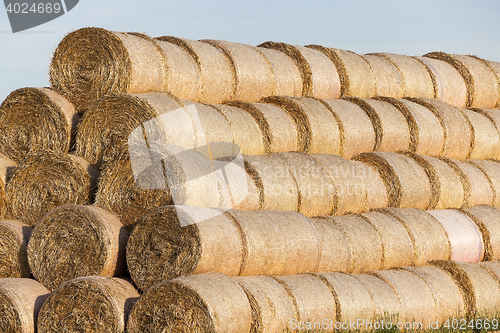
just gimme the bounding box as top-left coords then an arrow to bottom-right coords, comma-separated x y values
320,99 -> 376,158
369,53 -> 435,99
6,151 -> 96,226
467,160 -> 500,207
273,152 -> 333,217
317,272 -> 374,325
267,97 -> 341,154
258,42 -> 341,99
321,215 -> 383,274
460,108 -> 500,159
463,205 -> 500,261
235,275 -> 297,333
156,36 -> 235,103
273,274 -> 336,329
127,206 -> 244,291
308,46 -> 376,98
354,274 -> 403,325
351,160 -> 388,210
311,154 -> 367,214
362,54 -> 405,98
404,152 -> 465,209
27,205 -> 127,291
472,108 -> 500,158
37,276 -> 138,333
311,217 -> 351,273
354,152 -> 431,209
403,266 -> 466,321
243,155 -> 298,211
0,87 -> 78,163
425,52 -> 499,108
128,273 -> 252,333
153,38 -> 201,101
482,60 -> 500,107
379,97 -> 444,155
50,28 -> 165,111
209,104 -> 265,155
378,208 -> 451,265
345,97 -> 411,152
0,220 -> 31,278
372,269 -> 438,327
408,98 -> 472,159
359,211 -> 414,269
0,278 -> 50,333
439,157 -> 493,207
228,101 -> 298,153
202,40 -> 274,102
414,56 -> 468,108
227,210 -> 320,276
428,210 -> 484,263
431,261 -> 500,319
257,47 -> 303,97
0,154 -> 15,219
479,261 -> 500,281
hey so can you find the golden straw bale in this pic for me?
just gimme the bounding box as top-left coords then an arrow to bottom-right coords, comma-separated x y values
464,206 -> 500,261
311,217 -> 351,273
471,108 -> 500,158
0,220 -> 31,278
481,60 -> 500,107
362,54 -> 405,98
467,160 -> 500,207
257,47 -> 303,96
460,109 -> 500,159
351,160 -> 388,210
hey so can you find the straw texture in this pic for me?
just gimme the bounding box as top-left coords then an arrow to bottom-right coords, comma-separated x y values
362,54 -> 405,98
257,47 -> 303,97
0,220 -> 31,278
464,206 -> 500,261
460,108 -> 500,159
467,160 -> 500,207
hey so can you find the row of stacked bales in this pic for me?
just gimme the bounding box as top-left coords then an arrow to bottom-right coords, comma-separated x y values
1,26 -> 500,332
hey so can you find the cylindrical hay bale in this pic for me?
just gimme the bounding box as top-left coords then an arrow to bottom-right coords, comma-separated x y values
308,46 -> 376,98
480,261 -> 500,282
311,154 -> 367,215
403,266 -> 466,321
346,97 -> 411,152
467,160 -> 500,207
50,28 -> 165,111
27,205 -> 127,291
0,220 -> 31,278
0,278 -> 50,333
311,217 -> 352,273
464,205 -> 500,261
156,36 -> 235,103
363,54 -> 405,98
351,160 -> 388,210
378,208 -> 451,265
318,272 -> 374,325
37,277 -> 139,333
6,151 -> 96,226
153,39 -> 201,102
202,40 -> 274,102
0,154 -> 14,219
359,211 -> 414,269
408,98 -> 472,159
431,261 -> 500,318
244,155 -> 299,211
0,87 -> 79,163
354,274 -> 403,325
424,52 -> 499,108
257,47 -> 303,97
274,152 -> 333,217
483,60 -> 500,107
209,104 -> 265,155
372,269 -> 438,327
405,153 -> 465,210
274,274 -> 336,330
228,210 -> 320,276
414,56 -> 468,108
128,273 -> 252,333
460,109 -> 500,159
127,206 -> 244,291
354,152 -> 431,209
235,275 -> 297,333
321,215 -> 383,274
321,99 -> 376,158
369,53 -> 435,99
472,108 -> 500,159
440,157 -> 493,207
428,210 -> 484,263
259,42 -> 341,99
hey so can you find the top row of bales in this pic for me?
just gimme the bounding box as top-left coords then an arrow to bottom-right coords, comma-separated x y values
50,27 -> 500,113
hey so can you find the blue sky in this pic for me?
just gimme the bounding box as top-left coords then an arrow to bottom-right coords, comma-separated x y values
1,0 -> 499,102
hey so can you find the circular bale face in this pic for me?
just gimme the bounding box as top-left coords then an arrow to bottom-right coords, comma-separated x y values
0,291 -> 21,332
0,220 -> 31,278
27,205 -> 127,291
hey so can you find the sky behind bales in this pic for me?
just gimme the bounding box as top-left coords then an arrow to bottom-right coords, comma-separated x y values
1,0 -> 499,102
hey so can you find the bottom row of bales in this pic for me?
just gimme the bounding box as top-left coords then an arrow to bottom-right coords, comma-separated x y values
1,261 -> 500,332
